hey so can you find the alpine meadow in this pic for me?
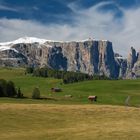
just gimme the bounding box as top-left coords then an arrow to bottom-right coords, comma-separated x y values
0,68 -> 140,140
0,0 -> 140,140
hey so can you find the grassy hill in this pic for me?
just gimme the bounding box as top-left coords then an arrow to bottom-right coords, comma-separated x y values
0,68 -> 140,140
0,68 -> 140,106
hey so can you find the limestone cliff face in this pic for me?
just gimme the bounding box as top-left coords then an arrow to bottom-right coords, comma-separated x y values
115,57 -> 127,78
13,43 -> 51,67
0,38 -> 139,79
131,51 -> 140,78
115,47 -> 140,79
0,40 -> 119,78
0,48 -> 27,66
44,40 -> 118,78
127,47 -> 138,69
125,47 -> 139,78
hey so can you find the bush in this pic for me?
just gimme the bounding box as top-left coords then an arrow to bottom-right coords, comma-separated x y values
26,67 -> 34,74
0,79 -> 7,97
0,79 -> 17,97
17,88 -> 24,98
6,81 -> 17,97
32,87 -> 40,99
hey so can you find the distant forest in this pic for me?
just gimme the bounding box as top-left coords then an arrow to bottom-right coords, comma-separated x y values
26,67 -> 110,84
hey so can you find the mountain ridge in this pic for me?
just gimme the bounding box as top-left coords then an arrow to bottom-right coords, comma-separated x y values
0,37 -> 139,79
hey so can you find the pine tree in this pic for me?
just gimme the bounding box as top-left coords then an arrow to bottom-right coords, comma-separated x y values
17,87 -> 23,98
6,81 -> 17,97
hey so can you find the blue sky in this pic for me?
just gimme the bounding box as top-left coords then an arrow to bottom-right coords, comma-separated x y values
0,0 -> 139,23
0,0 -> 140,55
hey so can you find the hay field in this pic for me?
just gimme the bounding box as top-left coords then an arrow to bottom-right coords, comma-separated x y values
0,104 -> 140,140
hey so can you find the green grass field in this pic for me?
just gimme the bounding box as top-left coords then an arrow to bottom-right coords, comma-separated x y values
0,68 -> 140,140
0,68 -> 140,106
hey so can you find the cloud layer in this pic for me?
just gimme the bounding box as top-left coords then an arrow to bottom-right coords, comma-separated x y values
0,1 -> 140,56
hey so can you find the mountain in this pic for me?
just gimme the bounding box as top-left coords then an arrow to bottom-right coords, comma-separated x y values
115,47 -> 140,79
0,37 -> 139,79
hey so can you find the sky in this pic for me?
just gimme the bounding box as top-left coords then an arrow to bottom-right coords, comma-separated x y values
0,0 -> 140,55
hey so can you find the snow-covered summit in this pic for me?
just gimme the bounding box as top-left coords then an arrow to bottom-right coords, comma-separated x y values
0,37 -> 48,46
0,37 -> 109,45
0,37 -> 109,52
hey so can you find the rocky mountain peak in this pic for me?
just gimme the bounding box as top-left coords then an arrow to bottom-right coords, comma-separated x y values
127,47 -> 137,69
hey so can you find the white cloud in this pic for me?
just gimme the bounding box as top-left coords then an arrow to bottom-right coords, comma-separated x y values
0,2 -> 140,56
0,5 -> 17,11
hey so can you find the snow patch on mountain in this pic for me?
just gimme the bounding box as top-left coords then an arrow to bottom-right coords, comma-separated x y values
0,37 -> 47,46
0,46 -> 19,53
115,56 -> 127,60
0,37 -> 109,52
0,36 -> 109,45
0,37 -> 54,51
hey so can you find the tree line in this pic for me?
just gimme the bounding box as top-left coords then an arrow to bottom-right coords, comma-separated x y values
0,79 -> 23,98
26,67 -> 110,84
0,79 -> 41,99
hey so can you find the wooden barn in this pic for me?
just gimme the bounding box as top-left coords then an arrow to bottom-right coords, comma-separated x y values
51,87 -> 62,92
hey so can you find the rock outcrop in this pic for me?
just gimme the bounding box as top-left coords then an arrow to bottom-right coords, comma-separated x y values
115,56 -> 127,78
0,37 -> 139,79
12,40 -> 118,78
123,47 -> 140,79
127,47 -> 138,69
115,47 -> 140,79
131,51 -> 140,78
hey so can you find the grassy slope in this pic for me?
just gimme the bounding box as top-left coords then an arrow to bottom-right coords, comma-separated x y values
0,68 -> 140,140
0,68 -> 140,106
0,104 -> 140,140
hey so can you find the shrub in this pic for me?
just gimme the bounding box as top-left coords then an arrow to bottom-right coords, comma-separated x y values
0,79 -> 7,97
32,87 -> 40,99
17,88 -> 24,98
6,81 -> 17,97
26,67 -> 34,74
